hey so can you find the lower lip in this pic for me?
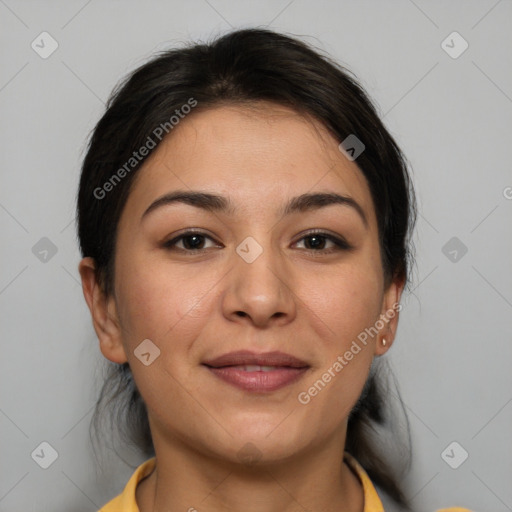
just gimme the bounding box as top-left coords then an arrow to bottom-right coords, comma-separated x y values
204,366 -> 309,392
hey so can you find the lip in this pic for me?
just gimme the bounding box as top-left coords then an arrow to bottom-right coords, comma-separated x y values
202,350 -> 308,368
202,351 -> 310,393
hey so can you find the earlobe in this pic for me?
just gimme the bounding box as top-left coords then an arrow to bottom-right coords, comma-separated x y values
375,273 -> 405,356
78,257 -> 128,364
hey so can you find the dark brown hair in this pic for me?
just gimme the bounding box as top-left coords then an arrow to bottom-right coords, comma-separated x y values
77,27 -> 416,508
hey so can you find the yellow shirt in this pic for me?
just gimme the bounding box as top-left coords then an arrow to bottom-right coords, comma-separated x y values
99,452 -> 474,512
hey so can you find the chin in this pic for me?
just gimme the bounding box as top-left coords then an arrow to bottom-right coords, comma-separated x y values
218,425 -> 307,465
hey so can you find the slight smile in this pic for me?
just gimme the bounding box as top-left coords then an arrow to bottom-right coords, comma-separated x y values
202,350 -> 311,392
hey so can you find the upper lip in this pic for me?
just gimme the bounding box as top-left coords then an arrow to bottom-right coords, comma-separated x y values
202,350 -> 309,368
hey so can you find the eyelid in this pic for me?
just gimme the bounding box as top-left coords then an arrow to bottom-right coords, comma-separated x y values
293,228 -> 351,247
163,228 -> 220,249
163,228 -> 352,253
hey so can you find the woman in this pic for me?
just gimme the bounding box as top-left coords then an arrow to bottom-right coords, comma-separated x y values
77,28 -> 473,512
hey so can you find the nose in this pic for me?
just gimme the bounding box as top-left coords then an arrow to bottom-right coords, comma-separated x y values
221,241 -> 297,329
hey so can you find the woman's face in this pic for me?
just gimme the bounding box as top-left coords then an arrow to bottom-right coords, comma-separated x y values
81,103 -> 402,464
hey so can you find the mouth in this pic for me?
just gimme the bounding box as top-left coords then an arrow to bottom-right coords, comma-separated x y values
202,350 -> 310,392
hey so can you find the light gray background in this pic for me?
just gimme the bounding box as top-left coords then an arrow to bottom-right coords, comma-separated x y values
1,1 -> 511,511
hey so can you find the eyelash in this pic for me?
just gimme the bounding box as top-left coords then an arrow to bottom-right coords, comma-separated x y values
163,229 -> 352,255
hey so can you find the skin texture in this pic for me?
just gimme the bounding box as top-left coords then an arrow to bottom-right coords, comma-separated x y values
79,103 -> 404,512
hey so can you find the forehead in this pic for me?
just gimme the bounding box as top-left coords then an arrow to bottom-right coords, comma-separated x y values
123,103 -> 376,226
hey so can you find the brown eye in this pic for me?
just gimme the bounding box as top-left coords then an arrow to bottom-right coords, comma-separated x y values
164,231 -> 219,252
294,231 -> 352,253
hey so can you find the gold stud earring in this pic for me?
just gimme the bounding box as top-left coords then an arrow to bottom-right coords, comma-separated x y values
382,338 -> 387,347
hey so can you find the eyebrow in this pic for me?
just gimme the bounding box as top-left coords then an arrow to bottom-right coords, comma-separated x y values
141,190 -> 368,228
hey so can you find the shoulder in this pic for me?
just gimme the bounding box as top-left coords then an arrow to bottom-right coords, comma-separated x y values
435,509 -> 475,512
343,451 -> 475,512
98,457 -> 156,512
101,454 -> 476,512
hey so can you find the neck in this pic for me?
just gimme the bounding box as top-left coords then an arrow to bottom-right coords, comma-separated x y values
136,427 -> 364,512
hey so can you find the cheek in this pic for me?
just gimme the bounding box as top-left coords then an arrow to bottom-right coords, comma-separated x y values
295,255 -> 382,402
113,255 -> 219,408
115,253 -> 221,350
296,267 -> 380,429
303,259 -> 383,343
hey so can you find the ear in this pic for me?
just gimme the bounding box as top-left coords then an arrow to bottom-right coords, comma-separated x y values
78,257 -> 127,364
374,273 -> 405,356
